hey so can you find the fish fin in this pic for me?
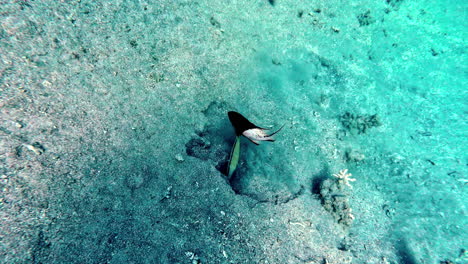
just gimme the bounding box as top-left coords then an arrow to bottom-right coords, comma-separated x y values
266,123 -> 286,137
247,138 -> 260,145
265,138 -> 275,142
227,136 -> 241,178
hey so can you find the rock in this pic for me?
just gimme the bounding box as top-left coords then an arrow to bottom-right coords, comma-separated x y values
24,142 -> 45,155
357,10 -> 375,26
319,177 -> 355,227
175,153 -> 184,162
345,149 -> 365,162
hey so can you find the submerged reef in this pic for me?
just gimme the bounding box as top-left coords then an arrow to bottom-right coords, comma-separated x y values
357,10 -> 376,26
319,170 -> 356,227
339,112 -> 382,135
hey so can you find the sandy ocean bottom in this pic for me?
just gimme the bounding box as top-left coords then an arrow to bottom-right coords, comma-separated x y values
0,0 -> 466,263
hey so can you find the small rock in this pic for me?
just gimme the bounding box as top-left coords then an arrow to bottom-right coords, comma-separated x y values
271,58 -> 282,65
175,154 -> 184,162
185,251 -> 201,264
15,121 -> 24,128
161,186 -> 173,201
345,149 -> 365,162
210,16 -> 221,28
24,142 -> 45,155
42,80 -> 52,88
298,10 -> 304,18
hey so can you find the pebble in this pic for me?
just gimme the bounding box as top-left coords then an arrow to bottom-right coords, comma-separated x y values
175,154 -> 184,162
24,143 -> 44,155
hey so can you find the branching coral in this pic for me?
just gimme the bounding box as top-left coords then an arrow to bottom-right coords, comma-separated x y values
333,169 -> 356,188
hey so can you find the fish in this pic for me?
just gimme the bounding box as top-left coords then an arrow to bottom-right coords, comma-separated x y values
228,111 -> 284,145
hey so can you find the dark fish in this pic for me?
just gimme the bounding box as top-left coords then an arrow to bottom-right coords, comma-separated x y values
228,111 -> 284,145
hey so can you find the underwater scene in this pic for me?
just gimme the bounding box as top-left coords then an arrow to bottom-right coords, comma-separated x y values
0,0 -> 466,263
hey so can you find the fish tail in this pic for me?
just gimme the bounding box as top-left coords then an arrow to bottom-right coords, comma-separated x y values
266,123 -> 285,137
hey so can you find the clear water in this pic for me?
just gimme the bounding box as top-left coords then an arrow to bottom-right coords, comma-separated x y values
0,0 -> 466,263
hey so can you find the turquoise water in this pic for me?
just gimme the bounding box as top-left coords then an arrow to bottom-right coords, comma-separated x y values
0,0 -> 466,263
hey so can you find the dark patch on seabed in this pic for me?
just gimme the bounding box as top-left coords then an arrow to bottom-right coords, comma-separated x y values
395,238 -> 419,264
185,101 -> 232,169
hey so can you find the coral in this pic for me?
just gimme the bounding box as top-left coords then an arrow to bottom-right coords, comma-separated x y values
319,170 -> 356,227
339,112 -> 382,135
333,169 -> 356,189
357,10 -> 375,26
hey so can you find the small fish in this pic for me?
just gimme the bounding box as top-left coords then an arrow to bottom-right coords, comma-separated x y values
228,111 -> 284,145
